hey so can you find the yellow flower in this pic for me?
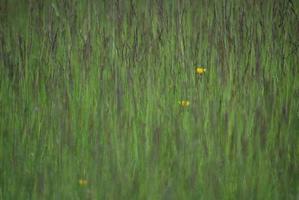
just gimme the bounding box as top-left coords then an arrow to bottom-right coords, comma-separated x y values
179,100 -> 190,107
195,67 -> 206,75
79,179 -> 88,186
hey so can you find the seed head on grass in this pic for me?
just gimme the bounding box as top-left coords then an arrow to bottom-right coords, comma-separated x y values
79,179 -> 88,186
195,67 -> 206,75
179,100 -> 190,107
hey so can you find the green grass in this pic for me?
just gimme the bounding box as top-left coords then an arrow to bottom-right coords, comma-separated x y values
0,0 -> 298,199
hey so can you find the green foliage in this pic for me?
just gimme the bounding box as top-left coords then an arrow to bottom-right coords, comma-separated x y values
0,0 -> 298,199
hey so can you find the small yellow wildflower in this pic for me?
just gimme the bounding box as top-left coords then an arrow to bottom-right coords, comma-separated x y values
79,179 -> 88,186
195,67 -> 206,75
179,100 -> 190,107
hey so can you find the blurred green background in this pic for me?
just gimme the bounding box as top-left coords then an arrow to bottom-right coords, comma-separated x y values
0,0 -> 298,199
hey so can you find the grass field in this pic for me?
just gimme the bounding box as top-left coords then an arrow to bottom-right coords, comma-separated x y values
1,0 -> 299,199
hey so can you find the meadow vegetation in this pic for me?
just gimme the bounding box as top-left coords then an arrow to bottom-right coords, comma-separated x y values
0,0 -> 298,199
